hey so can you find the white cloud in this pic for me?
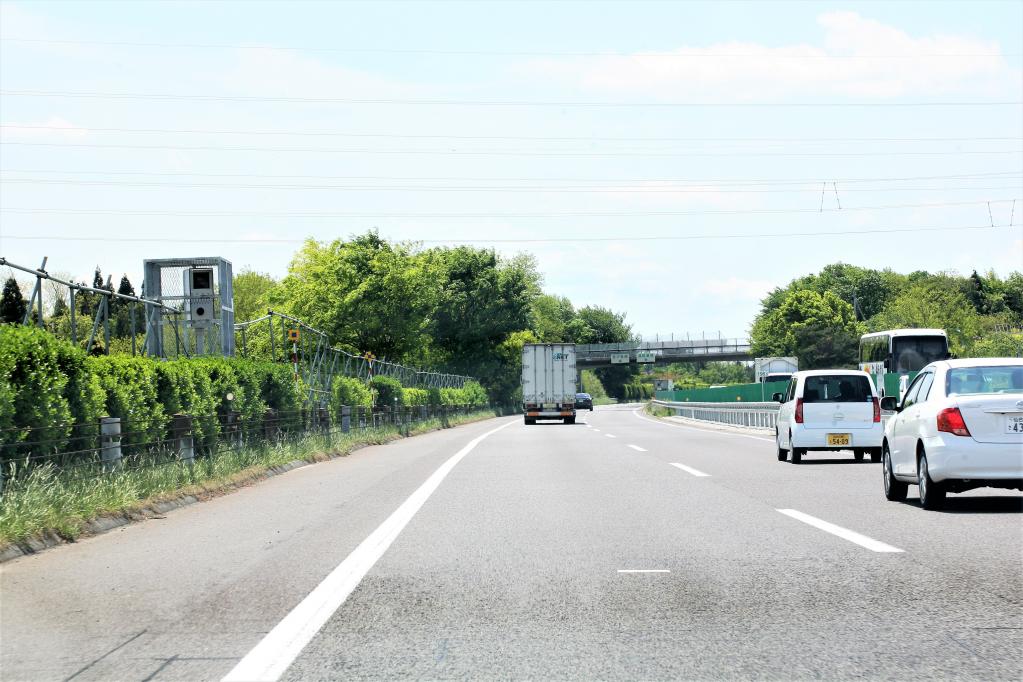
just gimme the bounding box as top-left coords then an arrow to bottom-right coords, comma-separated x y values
218,48 -> 423,99
0,116 -> 89,139
698,276 -> 775,302
518,11 -> 1021,100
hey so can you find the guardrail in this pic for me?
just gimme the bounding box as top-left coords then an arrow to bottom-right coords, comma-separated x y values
651,399 -> 779,430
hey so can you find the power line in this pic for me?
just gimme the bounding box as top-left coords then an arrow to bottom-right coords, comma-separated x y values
4,141 -> 1020,158
2,124 -> 1019,144
2,177 -> 1020,194
2,37 -> 1020,59
2,90 -> 1019,107
3,168 -> 1017,186
1,224 -> 1018,245
2,199 -> 1018,219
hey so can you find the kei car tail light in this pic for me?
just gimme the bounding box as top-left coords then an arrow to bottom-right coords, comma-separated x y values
872,397 -> 881,423
936,407 -> 971,437
795,398 -> 804,424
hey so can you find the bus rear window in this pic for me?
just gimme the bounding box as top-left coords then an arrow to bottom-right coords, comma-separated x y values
893,336 -> 948,372
802,375 -> 873,403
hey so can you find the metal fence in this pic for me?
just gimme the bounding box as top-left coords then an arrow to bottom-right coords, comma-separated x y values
0,403 -> 507,497
651,399 -> 779,430
235,310 -> 475,406
1,256 -> 184,355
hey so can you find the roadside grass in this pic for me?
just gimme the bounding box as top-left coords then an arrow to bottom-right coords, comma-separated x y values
646,403 -> 673,418
0,409 -> 498,548
592,397 -> 619,406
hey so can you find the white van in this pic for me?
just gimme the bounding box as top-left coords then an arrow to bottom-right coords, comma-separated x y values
773,370 -> 883,464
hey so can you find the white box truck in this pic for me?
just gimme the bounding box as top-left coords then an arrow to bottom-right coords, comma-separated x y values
521,343 -> 578,425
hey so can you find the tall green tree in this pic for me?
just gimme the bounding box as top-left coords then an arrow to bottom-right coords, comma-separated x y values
870,278 -> 982,355
531,294 -> 577,342
751,289 -> 863,368
427,247 -> 539,396
113,275 -> 137,338
573,305 -> 635,397
232,269 -> 278,322
1,277 -> 27,324
269,231 -> 440,360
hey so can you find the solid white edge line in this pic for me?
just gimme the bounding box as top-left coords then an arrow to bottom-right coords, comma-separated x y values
221,418 -> 517,682
632,407 -> 774,442
617,569 -> 670,573
777,508 -> 904,553
627,444 -> 647,452
669,462 -> 711,477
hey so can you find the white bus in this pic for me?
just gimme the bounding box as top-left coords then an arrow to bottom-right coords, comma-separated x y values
859,329 -> 950,398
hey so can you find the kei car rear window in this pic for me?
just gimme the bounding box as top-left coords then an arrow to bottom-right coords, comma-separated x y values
802,375 -> 872,403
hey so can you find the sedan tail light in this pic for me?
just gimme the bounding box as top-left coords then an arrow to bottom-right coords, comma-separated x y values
795,398 -> 804,424
872,397 -> 881,423
936,407 -> 971,437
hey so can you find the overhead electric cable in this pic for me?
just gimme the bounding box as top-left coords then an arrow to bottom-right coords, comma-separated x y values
2,199 -> 1018,219
2,168 -> 1017,186
2,124 -> 1018,144
1,178 -> 1019,194
3,141 -> 1020,158
1,224 -> 1017,245
2,37 -> 1019,59
2,90 -> 1019,107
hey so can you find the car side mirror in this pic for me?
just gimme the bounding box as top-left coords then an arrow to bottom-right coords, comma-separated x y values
879,396 -> 900,413
772,392 -> 784,403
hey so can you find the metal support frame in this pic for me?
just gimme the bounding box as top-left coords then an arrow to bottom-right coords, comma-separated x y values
2,257 -> 184,356
232,309 -> 476,406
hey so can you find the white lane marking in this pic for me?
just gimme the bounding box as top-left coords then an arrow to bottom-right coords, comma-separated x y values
604,433 -> 616,438
627,444 -> 647,452
632,408 -> 774,442
222,419 -> 517,682
777,509 -> 904,553
618,569 -> 670,574
669,462 -> 711,477
593,428 -> 601,432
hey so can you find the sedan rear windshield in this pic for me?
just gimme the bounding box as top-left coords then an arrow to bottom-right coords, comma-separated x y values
946,366 -> 1023,395
802,375 -> 872,403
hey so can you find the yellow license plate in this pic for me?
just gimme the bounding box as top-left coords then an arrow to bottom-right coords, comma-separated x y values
827,433 -> 851,447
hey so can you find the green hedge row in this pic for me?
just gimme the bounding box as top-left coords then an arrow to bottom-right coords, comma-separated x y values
622,383 -> 654,401
1,326 -> 304,458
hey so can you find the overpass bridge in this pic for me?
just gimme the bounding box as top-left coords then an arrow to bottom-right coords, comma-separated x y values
575,338 -> 751,369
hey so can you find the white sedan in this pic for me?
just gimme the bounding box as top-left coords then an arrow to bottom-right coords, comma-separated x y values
881,358 -> 1023,509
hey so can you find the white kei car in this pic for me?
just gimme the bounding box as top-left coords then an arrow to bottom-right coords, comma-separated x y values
774,370 -> 883,464
881,358 -> 1023,509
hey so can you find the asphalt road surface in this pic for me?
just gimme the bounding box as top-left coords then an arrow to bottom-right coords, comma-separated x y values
3,405 -> 1021,681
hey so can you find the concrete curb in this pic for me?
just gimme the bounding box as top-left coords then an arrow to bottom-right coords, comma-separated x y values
0,414 -> 499,564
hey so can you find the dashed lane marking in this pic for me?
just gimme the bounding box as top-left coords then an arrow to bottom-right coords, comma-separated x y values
777,508 -> 904,553
670,462 -> 711,477
627,444 -> 647,452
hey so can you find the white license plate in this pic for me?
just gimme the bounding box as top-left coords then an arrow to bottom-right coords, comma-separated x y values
827,433 -> 851,447
1007,416 -> 1023,434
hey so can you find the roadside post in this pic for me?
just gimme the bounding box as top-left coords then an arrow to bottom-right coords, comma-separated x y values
172,414 -> 194,470
100,417 -> 122,472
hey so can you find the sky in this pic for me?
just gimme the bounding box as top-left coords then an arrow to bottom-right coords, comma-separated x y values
1,0 -> 1021,340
